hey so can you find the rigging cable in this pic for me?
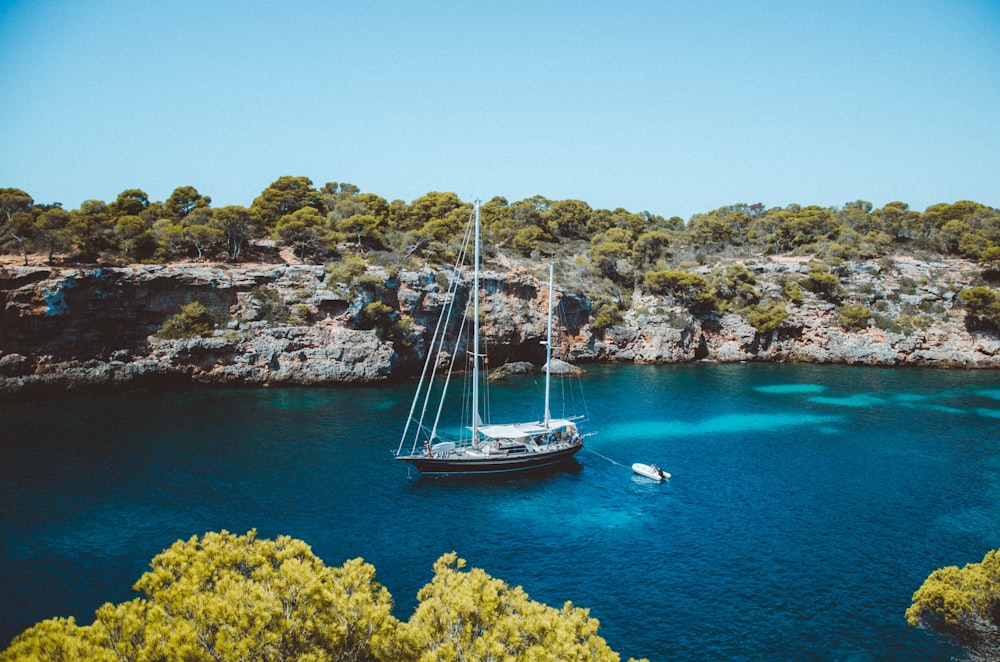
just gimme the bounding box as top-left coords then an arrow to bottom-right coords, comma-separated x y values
584,446 -> 631,470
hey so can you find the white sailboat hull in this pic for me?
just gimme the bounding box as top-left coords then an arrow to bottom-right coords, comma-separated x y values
397,439 -> 582,474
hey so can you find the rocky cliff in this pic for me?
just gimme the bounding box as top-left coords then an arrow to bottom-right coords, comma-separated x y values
1,255 -> 997,397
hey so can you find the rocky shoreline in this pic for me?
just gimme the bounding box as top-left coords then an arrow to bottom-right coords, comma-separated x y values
1,255 -> 997,398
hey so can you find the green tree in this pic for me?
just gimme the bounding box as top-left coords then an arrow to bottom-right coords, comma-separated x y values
957,286 -> 1000,330
274,206 -> 334,262
633,230 -> 672,270
688,204 -> 752,253
511,225 -> 548,257
211,205 -> 262,261
479,196 -> 514,244
958,232 -> 992,260
252,176 -> 320,230
114,215 -> 157,261
836,200 -> 876,234
873,201 -> 919,241
393,191 -> 470,235
34,205 -> 71,263
0,616 -> 116,662
587,207 -> 645,238
906,549 -> 1000,660
183,207 -> 224,259
66,200 -> 114,260
338,213 -> 385,251
320,182 -> 389,230
0,187 -> 34,265
547,198 -> 592,239
165,185 -> 211,219
110,189 -> 150,218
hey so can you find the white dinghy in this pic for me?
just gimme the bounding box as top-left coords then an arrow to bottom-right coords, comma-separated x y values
632,462 -> 670,481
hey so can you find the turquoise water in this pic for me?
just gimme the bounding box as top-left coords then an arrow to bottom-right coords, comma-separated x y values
1,364 -> 999,660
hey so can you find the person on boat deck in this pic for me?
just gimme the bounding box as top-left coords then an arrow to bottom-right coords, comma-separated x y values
424,441 -> 432,457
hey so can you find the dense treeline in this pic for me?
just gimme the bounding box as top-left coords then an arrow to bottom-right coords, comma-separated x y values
3,179 -> 1000,332
2,178 -> 998,269
1,530 -> 647,662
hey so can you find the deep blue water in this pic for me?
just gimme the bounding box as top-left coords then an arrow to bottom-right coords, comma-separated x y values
1,364 -> 999,660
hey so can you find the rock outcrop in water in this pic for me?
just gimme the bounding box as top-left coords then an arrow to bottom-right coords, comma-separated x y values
1,255 -> 997,396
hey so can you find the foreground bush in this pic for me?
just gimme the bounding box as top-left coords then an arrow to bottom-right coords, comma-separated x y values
906,548 -> 1000,660
2,530 -> 645,662
154,301 -> 216,339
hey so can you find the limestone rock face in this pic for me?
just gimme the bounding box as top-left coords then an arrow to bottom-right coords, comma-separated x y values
1,254 -> 997,397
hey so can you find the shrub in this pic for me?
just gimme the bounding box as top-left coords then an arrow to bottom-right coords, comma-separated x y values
249,285 -> 289,324
906,548 -> 1000,661
781,278 -> 805,303
746,300 -> 789,333
957,286 -> 1000,330
325,255 -> 367,290
799,269 -> 843,301
645,269 -> 714,311
155,301 -> 216,339
291,304 -> 312,324
589,295 -> 625,332
872,313 -> 903,334
837,304 -> 872,329
712,264 -> 760,310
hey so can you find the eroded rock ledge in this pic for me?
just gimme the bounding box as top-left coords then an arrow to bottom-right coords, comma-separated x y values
1,256 -> 997,397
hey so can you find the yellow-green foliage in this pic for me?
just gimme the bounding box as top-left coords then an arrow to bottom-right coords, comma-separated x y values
958,286 -> 1000,328
1,530 -> 395,662
1,531 -> 645,662
711,264 -> 759,311
644,269 -> 714,311
394,552 -> 645,662
325,255 -> 368,290
155,301 -> 215,339
837,304 -> 873,329
590,295 -> 625,333
906,549 -> 1000,652
798,266 -> 842,301
746,300 -> 789,333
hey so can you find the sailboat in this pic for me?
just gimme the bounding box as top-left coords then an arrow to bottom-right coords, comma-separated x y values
395,200 -> 588,475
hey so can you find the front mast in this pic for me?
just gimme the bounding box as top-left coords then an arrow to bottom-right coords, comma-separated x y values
543,263 -> 553,427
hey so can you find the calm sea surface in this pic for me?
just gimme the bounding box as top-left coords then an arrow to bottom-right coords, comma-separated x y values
2,364 -> 999,660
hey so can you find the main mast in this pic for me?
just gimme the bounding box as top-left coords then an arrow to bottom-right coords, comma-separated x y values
471,199 -> 481,445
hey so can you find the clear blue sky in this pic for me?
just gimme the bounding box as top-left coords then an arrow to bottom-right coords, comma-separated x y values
2,0 -> 998,220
